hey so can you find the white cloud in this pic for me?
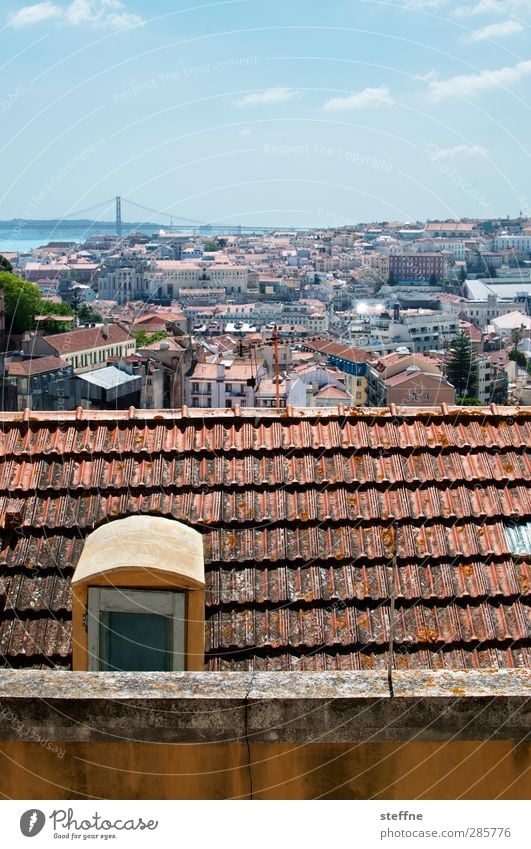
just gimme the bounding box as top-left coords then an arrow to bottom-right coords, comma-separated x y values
404,0 -> 450,8
426,59 -> 531,99
324,86 -> 395,110
452,0 -> 496,16
453,0 -> 531,17
9,1 -> 61,27
464,19 -> 524,41
427,143 -> 488,159
8,0 -> 143,29
234,87 -> 302,107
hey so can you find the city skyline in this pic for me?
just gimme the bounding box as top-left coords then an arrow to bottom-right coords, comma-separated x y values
1,0 -> 531,226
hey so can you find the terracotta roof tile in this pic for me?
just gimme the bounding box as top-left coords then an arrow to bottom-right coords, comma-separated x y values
43,324 -> 133,355
5,356 -> 70,377
0,406 -> 529,670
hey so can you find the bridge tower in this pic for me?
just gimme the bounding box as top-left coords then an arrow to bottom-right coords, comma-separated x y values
116,195 -> 122,237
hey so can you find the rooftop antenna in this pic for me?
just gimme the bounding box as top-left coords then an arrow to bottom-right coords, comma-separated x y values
274,324 -> 280,408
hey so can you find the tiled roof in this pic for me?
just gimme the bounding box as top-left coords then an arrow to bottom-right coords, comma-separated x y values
425,222 -> 475,232
304,340 -> 375,363
140,337 -> 187,352
5,356 -> 70,377
384,371 -> 448,387
0,406 -> 529,671
313,385 -> 351,399
43,324 -> 133,355
189,363 -> 219,380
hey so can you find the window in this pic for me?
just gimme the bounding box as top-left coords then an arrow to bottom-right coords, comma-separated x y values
88,588 -> 185,672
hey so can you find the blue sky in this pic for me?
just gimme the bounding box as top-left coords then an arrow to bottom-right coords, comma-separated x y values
1,0 -> 530,226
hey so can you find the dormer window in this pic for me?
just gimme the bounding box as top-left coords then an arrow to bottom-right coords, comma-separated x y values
88,588 -> 185,672
72,516 -> 205,672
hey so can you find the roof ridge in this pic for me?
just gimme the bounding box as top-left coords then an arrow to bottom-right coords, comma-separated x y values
0,404 -> 529,424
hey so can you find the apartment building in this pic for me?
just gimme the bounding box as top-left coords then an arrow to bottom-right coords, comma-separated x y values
388,253 -> 447,282
494,235 -> 531,253
302,340 -> 373,405
138,337 -> 194,408
361,308 -> 459,355
395,238 -> 466,261
186,359 -> 266,409
255,375 -> 306,408
2,355 -> 76,411
475,355 -> 508,404
281,301 -> 329,334
361,253 -> 390,279
366,352 -> 455,407
294,363 -> 350,406
25,324 -> 136,374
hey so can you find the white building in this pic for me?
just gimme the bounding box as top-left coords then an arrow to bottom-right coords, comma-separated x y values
99,266 -> 147,304
438,293 -> 521,325
490,311 -> 531,337
25,324 -> 136,374
146,261 -> 253,298
186,359 -> 266,409
494,235 -> 531,252
357,309 -> 459,355
393,238 -> 466,261
255,375 -> 306,408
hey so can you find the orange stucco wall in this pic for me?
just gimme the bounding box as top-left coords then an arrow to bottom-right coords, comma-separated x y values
0,740 -> 528,800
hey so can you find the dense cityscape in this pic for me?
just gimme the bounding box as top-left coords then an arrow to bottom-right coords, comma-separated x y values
1,215 -> 530,413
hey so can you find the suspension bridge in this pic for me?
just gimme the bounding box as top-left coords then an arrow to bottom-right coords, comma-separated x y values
54,196 -> 307,236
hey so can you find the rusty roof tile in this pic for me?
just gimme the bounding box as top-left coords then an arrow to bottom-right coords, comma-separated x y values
0,408 -> 530,669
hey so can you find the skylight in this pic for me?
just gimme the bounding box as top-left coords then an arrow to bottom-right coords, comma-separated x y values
504,523 -> 531,556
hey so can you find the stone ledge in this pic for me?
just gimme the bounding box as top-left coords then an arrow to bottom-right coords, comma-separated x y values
0,669 -> 529,699
0,670 -> 529,744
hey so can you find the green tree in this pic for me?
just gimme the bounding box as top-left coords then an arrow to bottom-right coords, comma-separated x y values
77,303 -> 103,324
0,271 -> 73,333
458,397 -> 482,406
459,265 -> 467,283
0,255 -> 13,273
387,270 -> 398,286
509,348 -> 526,368
1,271 -> 44,333
133,329 -> 170,348
446,331 -> 479,401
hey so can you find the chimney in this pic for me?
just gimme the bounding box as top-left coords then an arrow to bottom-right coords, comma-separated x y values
102,319 -> 109,339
